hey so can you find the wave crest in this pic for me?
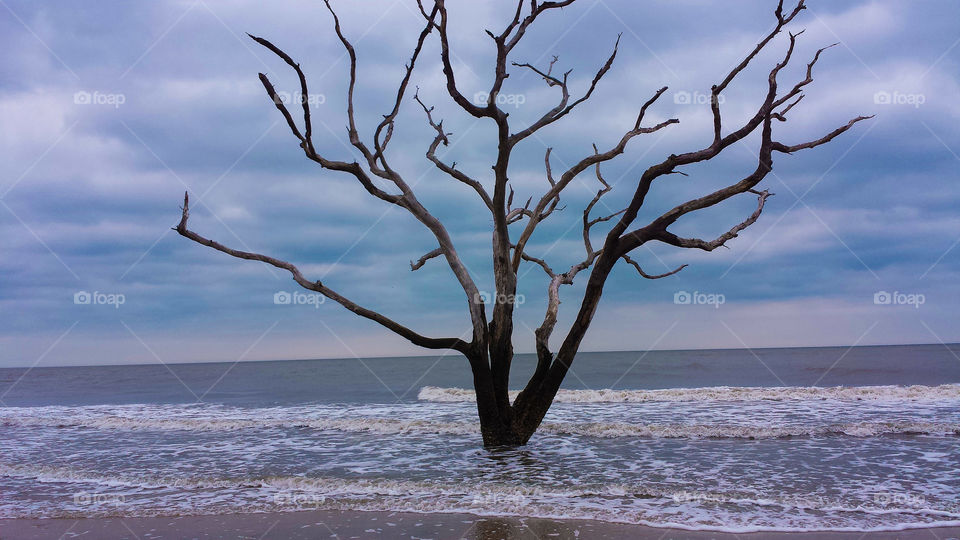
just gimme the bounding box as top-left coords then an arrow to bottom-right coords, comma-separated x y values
417,384 -> 960,403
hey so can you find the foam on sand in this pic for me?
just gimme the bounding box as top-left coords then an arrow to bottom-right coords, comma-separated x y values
4,462 -> 960,532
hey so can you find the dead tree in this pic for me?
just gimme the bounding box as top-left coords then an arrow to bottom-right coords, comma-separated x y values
175,0 -> 870,446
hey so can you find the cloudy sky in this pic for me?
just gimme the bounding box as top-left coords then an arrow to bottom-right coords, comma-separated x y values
1,0 -> 958,367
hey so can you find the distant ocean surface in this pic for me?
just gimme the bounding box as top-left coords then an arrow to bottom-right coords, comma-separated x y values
2,344 -> 960,532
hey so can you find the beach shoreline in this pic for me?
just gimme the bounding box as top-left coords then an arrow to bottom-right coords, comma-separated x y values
4,510 -> 960,540
5,352 -> 960,536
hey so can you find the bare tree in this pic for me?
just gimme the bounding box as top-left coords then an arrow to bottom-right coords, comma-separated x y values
176,0 -> 870,446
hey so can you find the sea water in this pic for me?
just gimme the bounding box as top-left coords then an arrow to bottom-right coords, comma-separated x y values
1,344 -> 959,532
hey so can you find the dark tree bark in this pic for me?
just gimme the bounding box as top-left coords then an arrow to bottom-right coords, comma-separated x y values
174,0 -> 870,447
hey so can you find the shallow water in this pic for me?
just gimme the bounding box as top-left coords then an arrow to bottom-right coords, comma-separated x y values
2,344 -> 959,532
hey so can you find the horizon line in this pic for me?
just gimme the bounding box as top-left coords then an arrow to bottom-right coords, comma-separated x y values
2,341 -> 957,370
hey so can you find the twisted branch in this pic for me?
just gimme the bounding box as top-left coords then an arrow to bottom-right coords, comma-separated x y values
175,193 -> 469,353
621,254 -> 687,279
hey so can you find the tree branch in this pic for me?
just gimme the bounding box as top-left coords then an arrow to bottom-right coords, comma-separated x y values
175,192 -> 470,353
654,189 -> 773,252
609,17 -> 808,256
509,35 -> 621,145
371,3 -> 440,171
317,0 -> 382,174
413,90 -> 494,210
710,0 -> 807,143
582,144 -> 623,259
621,254 -> 687,279
249,6 -> 492,350
510,85 -> 678,271
773,115 -> 873,153
511,244 -> 556,278
772,42 -> 837,111
432,0 -> 491,119
410,247 -> 444,271
248,34 -> 313,153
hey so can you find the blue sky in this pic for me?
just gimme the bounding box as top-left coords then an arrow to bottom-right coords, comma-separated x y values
1,0 -> 958,367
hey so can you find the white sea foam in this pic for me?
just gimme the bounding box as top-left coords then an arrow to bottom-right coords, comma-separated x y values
2,408 -> 957,439
0,413 -> 476,435
3,463 -> 960,532
417,384 -> 960,403
541,420 -> 960,439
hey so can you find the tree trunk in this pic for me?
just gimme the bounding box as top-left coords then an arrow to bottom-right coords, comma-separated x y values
475,398 -> 524,447
511,253 -> 619,444
474,396 -> 525,446
469,349 -> 528,447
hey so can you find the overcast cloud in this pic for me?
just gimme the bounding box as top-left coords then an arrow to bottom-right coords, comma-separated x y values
1,0 -> 958,367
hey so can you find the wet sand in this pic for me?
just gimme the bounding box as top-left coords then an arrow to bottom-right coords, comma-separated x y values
3,511 -> 960,540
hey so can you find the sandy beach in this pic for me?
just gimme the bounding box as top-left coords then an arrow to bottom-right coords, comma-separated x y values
4,511 -> 960,540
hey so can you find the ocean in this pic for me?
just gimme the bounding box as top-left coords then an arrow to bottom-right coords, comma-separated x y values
2,344 -> 959,533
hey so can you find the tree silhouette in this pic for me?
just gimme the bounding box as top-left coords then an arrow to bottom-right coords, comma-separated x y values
176,0 -> 870,446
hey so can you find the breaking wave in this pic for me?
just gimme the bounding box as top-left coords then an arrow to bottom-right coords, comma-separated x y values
418,383 -> 960,403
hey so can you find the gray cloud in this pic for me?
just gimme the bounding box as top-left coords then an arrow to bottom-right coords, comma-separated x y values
1,0 -> 958,366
